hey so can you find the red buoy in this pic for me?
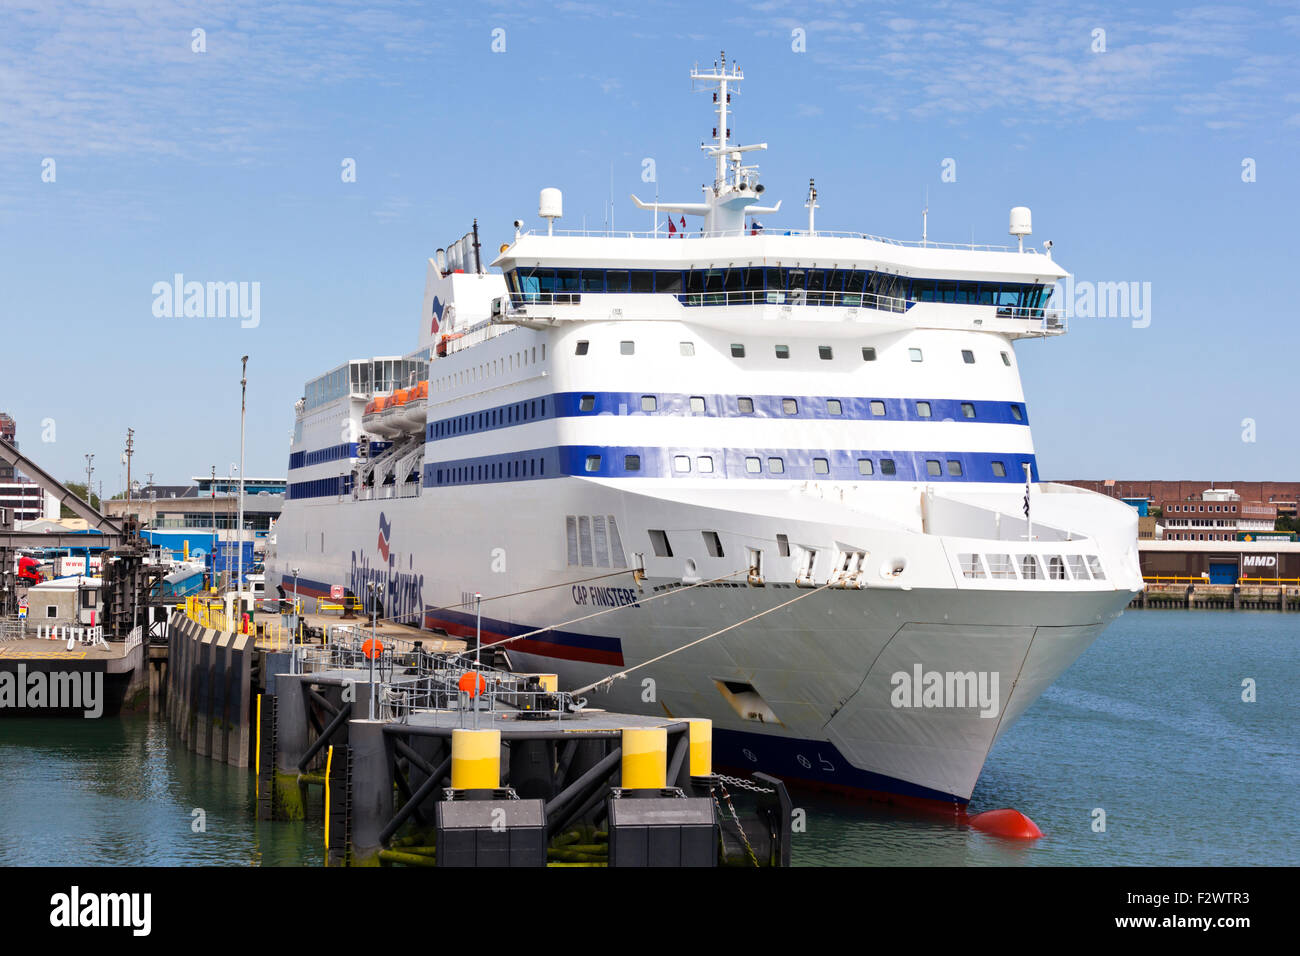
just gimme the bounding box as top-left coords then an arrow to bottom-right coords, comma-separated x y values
968,808 -> 1043,839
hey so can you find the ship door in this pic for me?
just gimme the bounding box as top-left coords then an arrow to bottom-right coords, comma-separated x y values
78,586 -> 99,625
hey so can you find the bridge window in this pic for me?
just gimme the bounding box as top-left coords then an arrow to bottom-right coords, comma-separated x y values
620,341 -> 635,355
745,457 -> 762,474
580,395 -> 595,411
926,460 -> 942,476
858,459 -> 874,475
585,455 -> 602,472
680,341 -> 695,356
813,458 -> 829,475
827,399 -> 842,415
862,347 -> 877,361
575,340 -> 589,355
909,348 -> 923,362
870,400 -> 886,417
775,345 -> 790,359
641,395 -> 657,411
673,456 -> 690,472
768,457 -> 785,474
818,346 -> 833,360
654,271 -> 683,293
630,271 -> 653,293
782,399 -> 798,415
738,397 -> 754,414
697,456 -> 714,473
992,461 -> 1006,477
916,401 -> 932,418
962,350 -> 975,364
624,455 -> 641,471
731,344 -> 746,358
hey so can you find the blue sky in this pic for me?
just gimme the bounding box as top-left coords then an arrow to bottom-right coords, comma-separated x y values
1,0 -> 1297,491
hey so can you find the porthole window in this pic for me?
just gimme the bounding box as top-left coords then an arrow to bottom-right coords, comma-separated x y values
575,340 -> 589,355
1010,404 -> 1024,421
673,456 -> 691,473
818,345 -> 833,360
1000,351 -> 1011,366
738,397 -> 754,414
813,458 -> 830,475
857,459 -> 874,475
862,347 -> 877,361
962,350 -> 975,364
909,348 -> 923,362
870,400 -> 886,417
775,345 -> 790,359
731,343 -> 746,358
579,395 -> 595,411
745,457 -> 761,474
690,396 -> 706,413
916,401 -> 931,418
991,461 -> 1007,477
782,399 -> 798,415
641,395 -> 657,412
947,460 -> 963,477
624,455 -> 641,471
768,457 -> 785,474
827,399 -> 842,415
926,460 -> 942,476
961,402 -> 976,419
620,341 -> 635,355
585,454 -> 602,472
880,458 -> 897,476
697,456 -> 715,473
680,341 -> 695,356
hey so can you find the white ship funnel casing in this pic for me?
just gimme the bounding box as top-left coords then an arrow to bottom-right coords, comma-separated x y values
419,263 -> 508,353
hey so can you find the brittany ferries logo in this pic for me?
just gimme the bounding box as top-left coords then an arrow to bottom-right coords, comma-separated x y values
430,295 -> 445,334
377,512 -> 392,561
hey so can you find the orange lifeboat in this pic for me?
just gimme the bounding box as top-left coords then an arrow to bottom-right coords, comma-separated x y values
363,394 -> 401,438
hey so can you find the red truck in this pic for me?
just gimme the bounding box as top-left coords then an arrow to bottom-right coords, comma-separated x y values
16,556 -> 41,586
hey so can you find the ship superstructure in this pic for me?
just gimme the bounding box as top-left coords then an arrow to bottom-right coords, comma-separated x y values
267,57 -> 1142,808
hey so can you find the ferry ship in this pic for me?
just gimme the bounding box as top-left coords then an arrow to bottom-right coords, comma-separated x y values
266,57 -> 1142,809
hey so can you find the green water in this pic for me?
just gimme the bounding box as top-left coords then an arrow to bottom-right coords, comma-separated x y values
0,610 -> 1295,866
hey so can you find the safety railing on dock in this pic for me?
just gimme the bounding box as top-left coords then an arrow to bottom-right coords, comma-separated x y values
181,595 -> 289,649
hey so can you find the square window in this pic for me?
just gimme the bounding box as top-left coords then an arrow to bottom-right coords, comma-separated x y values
782,398 -> 798,415
818,345 -> 833,360
947,460 -> 963,476
916,401 -> 931,418
620,340 -> 635,355
962,349 -> 975,364
909,348 -> 923,362
697,456 -> 714,473
745,456 -> 761,473
641,395 -> 657,411
827,399 -> 842,415
926,460 -> 942,476
776,533 -> 790,556
690,396 -> 706,413
862,347 -> 877,361
731,343 -> 746,358
738,397 -> 754,414
680,341 -> 695,356
1010,404 -> 1024,421
813,458 -> 830,475
579,395 -> 595,411
649,529 -> 673,557
1000,351 -> 1011,366
575,340 -> 589,355
624,454 -> 641,471
870,400 -> 886,417
585,455 -> 602,472
992,460 -> 1007,477
768,457 -> 785,474
775,345 -> 790,359
857,458 -> 874,475
673,455 -> 691,472
961,402 -> 976,418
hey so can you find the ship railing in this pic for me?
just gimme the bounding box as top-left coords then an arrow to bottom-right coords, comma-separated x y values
518,226 -> 1039,252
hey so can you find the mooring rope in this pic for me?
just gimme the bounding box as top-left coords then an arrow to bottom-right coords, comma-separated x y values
568,581 -> 834,696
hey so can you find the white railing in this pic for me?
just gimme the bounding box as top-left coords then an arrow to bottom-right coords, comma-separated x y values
519,226 -> 1039,253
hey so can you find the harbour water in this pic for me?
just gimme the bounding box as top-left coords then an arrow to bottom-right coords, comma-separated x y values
0,610 -> 1294,867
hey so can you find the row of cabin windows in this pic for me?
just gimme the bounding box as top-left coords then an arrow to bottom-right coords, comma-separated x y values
588,454 -> 1015,479
434,345 -> 547,393
507,267 -> 1050,310
435,457 -> 546,484
577,339 -> 1014,367
582,394 -> 1021,421
1170,504 -> 1239,513
433,398 -> 548,438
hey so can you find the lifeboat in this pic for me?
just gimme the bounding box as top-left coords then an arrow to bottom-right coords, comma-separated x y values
402,380 -> 428,429
362,394 -> 401,438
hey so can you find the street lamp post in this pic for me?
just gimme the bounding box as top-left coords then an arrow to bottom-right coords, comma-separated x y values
237,356 -> 248,609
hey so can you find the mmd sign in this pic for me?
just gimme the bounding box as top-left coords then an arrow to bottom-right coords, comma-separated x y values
1242,554 -> 1277,568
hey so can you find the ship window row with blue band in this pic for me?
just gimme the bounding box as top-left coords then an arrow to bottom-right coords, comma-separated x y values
505,267 -> 1051,310
427,392 -> 1027,442
424,446 -> 1038,488
288,475 -> 353,500
289,440 -> 392,472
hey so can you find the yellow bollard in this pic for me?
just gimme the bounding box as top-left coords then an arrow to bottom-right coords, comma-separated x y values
621,727 -> 667,790
450,729 -> 501,790
685,718 -> 713,777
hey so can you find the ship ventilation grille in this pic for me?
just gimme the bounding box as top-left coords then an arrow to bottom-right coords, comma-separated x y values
565,515 -> 628,568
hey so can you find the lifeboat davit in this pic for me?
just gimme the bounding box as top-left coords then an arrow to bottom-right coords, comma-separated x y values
379,385 -> 426,436
363,394 -> 401,438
